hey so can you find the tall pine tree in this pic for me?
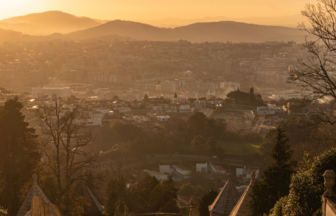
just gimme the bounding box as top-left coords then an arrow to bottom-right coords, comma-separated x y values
0,97 -> 40,215
248,127 -> 295,216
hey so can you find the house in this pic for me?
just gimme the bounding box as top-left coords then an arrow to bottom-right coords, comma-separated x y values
156,115 -> 170,122
196,162 -> 208,173
151,105 -> 165,112
96,107 -> 112,115
180,104 -> 191,112
159,164 -> 174,175
90,111 -> 104,119
173,165 -> 191,179
236,168 -> 259,179
220,82 -> 240,91
195,100 -> 207,109
77,118 -> 102,127
144,170 -> 168,181
211,164 -> 227,175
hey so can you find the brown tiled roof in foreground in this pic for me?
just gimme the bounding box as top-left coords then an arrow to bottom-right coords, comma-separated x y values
208,176 -> 240,216
229,172 -> 256,216
17,174 -> 52,216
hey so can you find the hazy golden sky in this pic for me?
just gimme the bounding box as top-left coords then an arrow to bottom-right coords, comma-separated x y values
0,0 -> 314,20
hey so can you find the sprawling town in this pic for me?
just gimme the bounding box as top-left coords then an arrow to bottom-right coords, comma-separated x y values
2,1 -> 336,215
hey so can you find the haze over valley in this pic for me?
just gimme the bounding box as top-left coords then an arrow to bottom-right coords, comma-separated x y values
2,1 -> 336,216
0,11 -> 312,43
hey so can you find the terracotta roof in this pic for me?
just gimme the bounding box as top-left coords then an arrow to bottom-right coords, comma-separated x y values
173,165 -> 190,171
17,174 -> 53,216
212,164 -> 226,171
209,177 -> 240,215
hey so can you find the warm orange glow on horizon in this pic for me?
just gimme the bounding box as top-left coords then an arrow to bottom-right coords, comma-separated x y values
0,0 -> 314,21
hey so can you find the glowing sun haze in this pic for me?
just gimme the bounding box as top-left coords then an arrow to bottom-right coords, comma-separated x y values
0,0 -> 313,20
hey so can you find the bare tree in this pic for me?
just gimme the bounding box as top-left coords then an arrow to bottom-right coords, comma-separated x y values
38,95 -> 98,196
289,0 -> 336,124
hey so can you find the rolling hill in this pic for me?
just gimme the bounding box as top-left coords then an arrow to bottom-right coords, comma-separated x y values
142,14 -> 309,28
67,20 -> 311,43
0,11 -> 101,35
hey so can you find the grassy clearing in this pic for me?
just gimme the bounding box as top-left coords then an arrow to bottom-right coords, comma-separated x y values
183,139 -> 262,155
218,140 -> 262,155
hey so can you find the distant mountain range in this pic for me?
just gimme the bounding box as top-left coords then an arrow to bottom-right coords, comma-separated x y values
0,11 -> 313,43
67,20 -> 311,43
141,14 -> 309,28
0,11 -> 102,35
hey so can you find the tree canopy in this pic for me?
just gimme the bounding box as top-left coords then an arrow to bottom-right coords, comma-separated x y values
0,97 -> 40,215
249,127 -> 296,216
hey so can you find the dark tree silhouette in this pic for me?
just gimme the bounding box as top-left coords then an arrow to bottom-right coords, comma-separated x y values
289,0 -> 336,125
248,127 -> 296,216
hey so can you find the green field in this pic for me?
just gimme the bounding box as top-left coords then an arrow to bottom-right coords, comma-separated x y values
184,139 -> 262,156
218,141 -> 262,155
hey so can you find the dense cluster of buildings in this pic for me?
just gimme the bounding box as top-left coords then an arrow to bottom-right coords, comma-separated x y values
0,40 -> 307,103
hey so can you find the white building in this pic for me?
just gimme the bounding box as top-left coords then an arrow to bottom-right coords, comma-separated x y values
211,164 -> 226,175
195,100 -> 207,109
257,104 -> 285,115
159,164 -> 174,175
173,165 -> 191,179
32,87 -> 72,98
156,115 -> 170,122
77,118 -> 102,127
144,170 -> 168,182
196,162 -> 208,173
220,82 -> 241,91
180,104 -> 191,112
90,111 -> 105,119
236,168 -> 259,179
96,108 -> 113,115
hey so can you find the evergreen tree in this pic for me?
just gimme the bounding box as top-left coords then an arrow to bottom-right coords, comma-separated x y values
143,94 -> 149,103
250,87 -> 254,95
198,189 -> 218,216
0,97 -> 40,215
248,127 -> 295,216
